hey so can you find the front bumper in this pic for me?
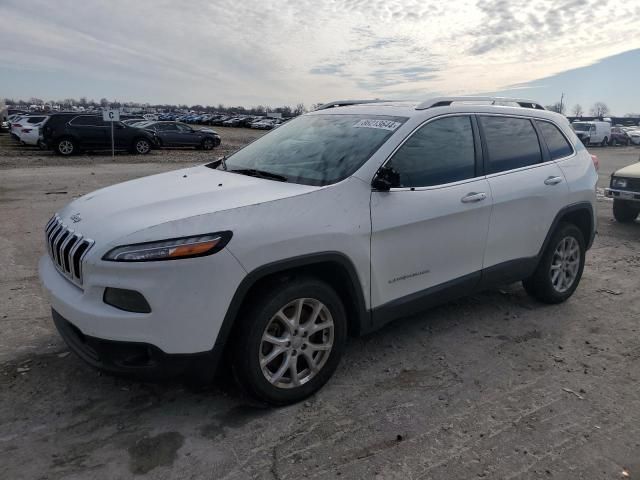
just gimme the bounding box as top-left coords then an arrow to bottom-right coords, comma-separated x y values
39,247 -> 246,354
53,309 -> 219,378
605,188 -> 640,202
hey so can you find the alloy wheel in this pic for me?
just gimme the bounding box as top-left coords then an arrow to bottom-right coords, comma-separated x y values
136,140 -> 150,154
259,298 -> 334,389
549,236 -> 580,293
59,140 -> 74,155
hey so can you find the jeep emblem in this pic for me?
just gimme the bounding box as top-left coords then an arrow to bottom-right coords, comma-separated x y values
70,213 -> 82,223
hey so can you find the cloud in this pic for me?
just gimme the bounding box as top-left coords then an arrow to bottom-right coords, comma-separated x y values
0,0 -> 638,107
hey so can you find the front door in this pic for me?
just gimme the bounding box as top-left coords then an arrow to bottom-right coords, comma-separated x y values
370,115 -> 492,316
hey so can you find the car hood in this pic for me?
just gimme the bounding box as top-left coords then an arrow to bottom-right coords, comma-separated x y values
615,162 -> 640,179
56,165 -> 318,242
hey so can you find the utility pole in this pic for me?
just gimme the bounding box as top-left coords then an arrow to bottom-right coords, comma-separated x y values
559,93 -> 564,114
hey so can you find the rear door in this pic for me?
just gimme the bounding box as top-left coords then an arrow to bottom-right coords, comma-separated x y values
479,115 -> 570,270
370,115 -> 492,311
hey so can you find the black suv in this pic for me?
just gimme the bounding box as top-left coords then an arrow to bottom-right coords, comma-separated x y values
42,114 -> 158,155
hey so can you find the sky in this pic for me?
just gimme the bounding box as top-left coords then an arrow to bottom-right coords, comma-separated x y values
1,0 -> 639,114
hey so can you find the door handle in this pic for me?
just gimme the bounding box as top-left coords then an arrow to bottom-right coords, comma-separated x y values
544,176 -> 563,186
461,192 -> 487,203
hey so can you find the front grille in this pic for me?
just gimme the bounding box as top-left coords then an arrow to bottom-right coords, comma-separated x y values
613,177 -> 640,191
45,215 -> 94,287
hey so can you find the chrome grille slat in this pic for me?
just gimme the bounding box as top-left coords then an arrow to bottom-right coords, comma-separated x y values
44,215 -> 94,287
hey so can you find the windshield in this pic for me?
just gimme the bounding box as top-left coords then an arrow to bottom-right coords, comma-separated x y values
222,114 -> 407,186
572,123 -> 591,132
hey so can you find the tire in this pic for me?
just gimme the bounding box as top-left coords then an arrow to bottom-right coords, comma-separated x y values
231,277 -> 347,405
132,138 -> 151,155
201,137 -> 214,150
55,137 -> 76,156
583,138 -> 590,147
613,199 -> 639,223
523,223 -> 585,304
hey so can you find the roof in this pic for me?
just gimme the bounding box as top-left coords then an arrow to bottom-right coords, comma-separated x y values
308,97 -> 565,123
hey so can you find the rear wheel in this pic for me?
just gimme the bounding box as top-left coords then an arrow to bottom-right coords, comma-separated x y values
55,138 -> 76,156
232,277 -> 347,405
613,199 -> 639,223
523,223 -> 585,304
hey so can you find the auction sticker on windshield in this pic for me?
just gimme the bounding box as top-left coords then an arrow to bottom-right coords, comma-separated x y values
353,119 -> 402,131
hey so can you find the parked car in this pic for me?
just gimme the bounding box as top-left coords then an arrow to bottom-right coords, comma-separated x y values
627,129 -> 640,145
605,162 -> 640,222
18,115 -> 49,146
571,121 -> 611,146
251,118 -> 276,130
10,115 -> 48,140
42,114 -> 158,155
39,97 -> 597,405
609,127 -> 631,146
143,121 -> 221,149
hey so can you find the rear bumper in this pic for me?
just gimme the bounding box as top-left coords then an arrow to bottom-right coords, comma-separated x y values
53,309 -> 221,378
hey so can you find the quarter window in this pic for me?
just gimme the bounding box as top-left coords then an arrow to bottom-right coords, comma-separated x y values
387,116 -> 476,188
536,120 -> 573,160
480,116 -> 542,173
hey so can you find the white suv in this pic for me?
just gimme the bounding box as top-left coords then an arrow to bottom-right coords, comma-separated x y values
39,97 -> 597,404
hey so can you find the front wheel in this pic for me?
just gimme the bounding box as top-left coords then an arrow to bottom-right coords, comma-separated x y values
613,199 -> 639,223
132,138 -> 151,154
232,277 -> 347,405
201,137 -> 215,150
523,223 -> 585,304
601,137 -> 608,147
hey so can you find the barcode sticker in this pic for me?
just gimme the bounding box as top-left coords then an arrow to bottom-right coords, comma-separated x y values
353,119 -> 402,131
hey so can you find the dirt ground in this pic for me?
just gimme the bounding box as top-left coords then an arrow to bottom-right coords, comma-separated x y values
1,130 -> 639,480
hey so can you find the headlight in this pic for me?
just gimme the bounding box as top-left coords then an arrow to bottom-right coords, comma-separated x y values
103,232 -> 232,262
612,177 -> 628,188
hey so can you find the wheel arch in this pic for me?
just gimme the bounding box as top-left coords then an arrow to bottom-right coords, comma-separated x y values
539,202 -> 595,255
216,252 -> 369,351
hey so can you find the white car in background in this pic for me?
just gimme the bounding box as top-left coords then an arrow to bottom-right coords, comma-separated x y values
18,122 -> 44,146
627,129 -> 640,145
11,115 -> 48,143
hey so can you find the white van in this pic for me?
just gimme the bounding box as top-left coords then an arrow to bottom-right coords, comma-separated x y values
571,121 -> 611,146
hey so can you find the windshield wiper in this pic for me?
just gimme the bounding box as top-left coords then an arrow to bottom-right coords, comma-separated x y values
228,168 -> 288,182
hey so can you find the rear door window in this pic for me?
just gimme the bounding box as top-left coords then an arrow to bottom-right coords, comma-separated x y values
387,115 -> 476,187
480,116 -> 542,173
535,120 -> 573,160
70,116 -> 106,127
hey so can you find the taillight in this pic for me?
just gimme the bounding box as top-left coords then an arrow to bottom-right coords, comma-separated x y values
590,153 -> 599,171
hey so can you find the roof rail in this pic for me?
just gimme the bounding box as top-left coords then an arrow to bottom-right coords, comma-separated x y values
416,96 -> 546,111
314,99 -> 390,111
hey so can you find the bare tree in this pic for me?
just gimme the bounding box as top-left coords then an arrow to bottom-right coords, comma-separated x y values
100,98 -> 109,107
293,103 -> 306,116
572,104 -> 583,117
590,102 -> 609,118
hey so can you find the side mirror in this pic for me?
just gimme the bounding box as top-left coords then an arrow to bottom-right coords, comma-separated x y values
372,165 -> 400,191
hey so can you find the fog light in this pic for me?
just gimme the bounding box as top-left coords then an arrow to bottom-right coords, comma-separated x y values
103,288 -> 151,313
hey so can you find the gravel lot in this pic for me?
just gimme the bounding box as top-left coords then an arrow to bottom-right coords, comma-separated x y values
1,130 -> 639,479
